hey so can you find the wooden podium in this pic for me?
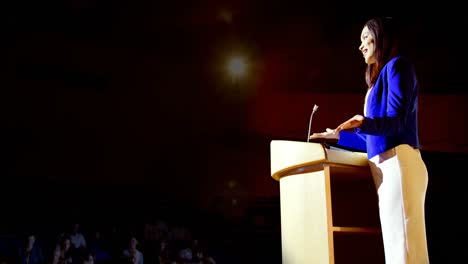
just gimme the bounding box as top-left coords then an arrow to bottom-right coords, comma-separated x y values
270,140 -> 384,264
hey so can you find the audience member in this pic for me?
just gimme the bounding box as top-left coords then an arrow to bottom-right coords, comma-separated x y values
122,236 -> 143,264
52,236 -> 73,264
17,232 -> 45,264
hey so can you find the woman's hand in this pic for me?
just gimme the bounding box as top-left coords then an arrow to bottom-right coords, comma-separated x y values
334,114 -> 364,133
309,128 -> 339,140
309,114 -> 364,141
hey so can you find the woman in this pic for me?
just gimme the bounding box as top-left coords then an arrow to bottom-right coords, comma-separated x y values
310,17 -> 429,263
52,236 -> 73,264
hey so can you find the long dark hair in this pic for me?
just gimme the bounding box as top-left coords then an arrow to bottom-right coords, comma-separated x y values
363,17 -> 401,88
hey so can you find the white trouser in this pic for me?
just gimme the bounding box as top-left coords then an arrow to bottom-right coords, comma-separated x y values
368,144 -> 429,264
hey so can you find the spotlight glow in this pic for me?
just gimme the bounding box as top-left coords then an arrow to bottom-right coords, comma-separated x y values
227,56 -> 247,79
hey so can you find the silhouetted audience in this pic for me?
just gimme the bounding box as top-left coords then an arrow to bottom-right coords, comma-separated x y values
52,235 -> 73,264
17,232 -> 45,264
69,224 -> 87,252
122,236 -> 143,264
1,219 -> 218,264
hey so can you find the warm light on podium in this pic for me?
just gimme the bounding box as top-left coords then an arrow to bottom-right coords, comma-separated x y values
270,140 -> 384,263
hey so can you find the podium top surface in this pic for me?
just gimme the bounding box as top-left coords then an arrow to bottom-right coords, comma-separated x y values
270,140 -> 369,181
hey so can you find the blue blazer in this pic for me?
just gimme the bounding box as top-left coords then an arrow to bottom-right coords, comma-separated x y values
337,56 -> 420,159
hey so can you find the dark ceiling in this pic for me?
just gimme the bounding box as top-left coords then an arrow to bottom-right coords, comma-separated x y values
8,1 -> 468,94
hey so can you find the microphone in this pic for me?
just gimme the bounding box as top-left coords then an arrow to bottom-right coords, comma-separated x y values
306,104 -> 319,142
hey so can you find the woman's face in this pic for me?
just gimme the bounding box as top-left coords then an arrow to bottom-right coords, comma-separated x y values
359,26 -> 376,65
63,239 -> 71,251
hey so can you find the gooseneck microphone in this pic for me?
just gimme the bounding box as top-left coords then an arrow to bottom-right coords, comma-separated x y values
306,104 -> 319,142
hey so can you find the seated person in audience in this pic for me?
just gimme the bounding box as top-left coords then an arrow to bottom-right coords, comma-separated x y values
69,224 -> 87,250
52,236 -> 73,264
18,232 -> 45,264
122,236 -> 143,264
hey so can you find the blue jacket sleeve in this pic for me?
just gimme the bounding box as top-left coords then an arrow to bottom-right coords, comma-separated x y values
355,57 -> 416,136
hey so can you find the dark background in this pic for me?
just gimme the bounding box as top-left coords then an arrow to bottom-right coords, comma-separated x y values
2,1 -> 468,263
